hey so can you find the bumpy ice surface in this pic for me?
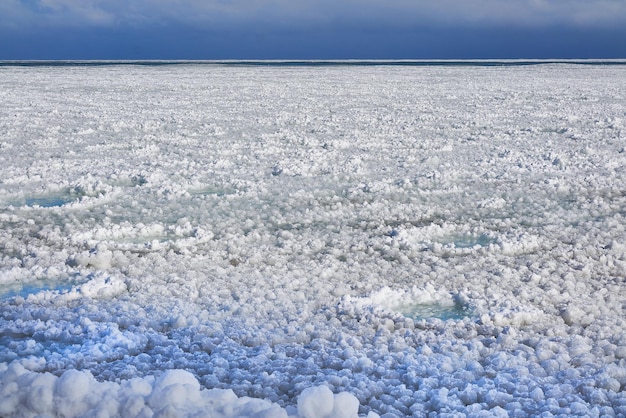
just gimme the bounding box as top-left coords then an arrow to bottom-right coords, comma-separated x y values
1,63 -> 625,417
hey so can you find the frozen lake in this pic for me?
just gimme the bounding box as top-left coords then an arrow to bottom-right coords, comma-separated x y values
1,61 -> 625,417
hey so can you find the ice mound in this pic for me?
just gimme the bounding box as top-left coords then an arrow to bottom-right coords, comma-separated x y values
0,363 -> 368,418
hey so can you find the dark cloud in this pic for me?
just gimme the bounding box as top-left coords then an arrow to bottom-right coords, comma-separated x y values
3,0 -> 626,30
1,0 -> 625,59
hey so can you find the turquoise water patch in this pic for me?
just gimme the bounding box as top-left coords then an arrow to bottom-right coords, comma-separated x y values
188,186 -> 236,197
0,187 -> 84,208
443,234 -> 495,248
5,192 -> 78,208
398,302 -> 473,321
24,196 -> 75,208
0,281 -> 74,300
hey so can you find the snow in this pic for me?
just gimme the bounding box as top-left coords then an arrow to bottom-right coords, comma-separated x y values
1,62 -> 626,417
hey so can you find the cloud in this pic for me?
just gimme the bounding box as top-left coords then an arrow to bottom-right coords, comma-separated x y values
3,0 -> 626,31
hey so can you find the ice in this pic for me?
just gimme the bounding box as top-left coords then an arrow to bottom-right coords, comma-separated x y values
0,364 -> 264,417
330,392 -> 361,418
294,387 -> 361,418
0,363 -> 353,418
298,386 -> 335,418
1,61 -> 626,417
148,369 -> 202,412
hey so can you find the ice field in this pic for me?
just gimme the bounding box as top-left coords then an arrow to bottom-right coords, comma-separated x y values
1,61 -> 625,417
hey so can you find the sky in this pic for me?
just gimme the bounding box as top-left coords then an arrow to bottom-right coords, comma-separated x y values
1,0 -> 625,59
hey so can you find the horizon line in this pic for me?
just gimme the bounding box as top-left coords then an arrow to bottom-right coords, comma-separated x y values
2,58 -> 626,67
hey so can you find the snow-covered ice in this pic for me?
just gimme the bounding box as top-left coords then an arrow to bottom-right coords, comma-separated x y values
0,62 -> 625,417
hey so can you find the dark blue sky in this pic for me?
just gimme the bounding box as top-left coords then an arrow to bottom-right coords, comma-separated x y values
1,0 -> 625,60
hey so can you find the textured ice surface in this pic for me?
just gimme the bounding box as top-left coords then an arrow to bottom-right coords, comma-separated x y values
1,63 -> 626,417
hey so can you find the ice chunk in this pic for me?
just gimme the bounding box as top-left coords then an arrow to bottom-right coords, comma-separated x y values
55,369 -> 91,399
148,369 -> 202,411
297,386 -> 335,418
330,392 -> 360,418
2,365 -> 361,417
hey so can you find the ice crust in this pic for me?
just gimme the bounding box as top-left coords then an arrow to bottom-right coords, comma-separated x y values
1,64 -> 625,417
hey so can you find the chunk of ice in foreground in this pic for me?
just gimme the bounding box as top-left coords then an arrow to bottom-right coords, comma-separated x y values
0,363 -> 368,418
